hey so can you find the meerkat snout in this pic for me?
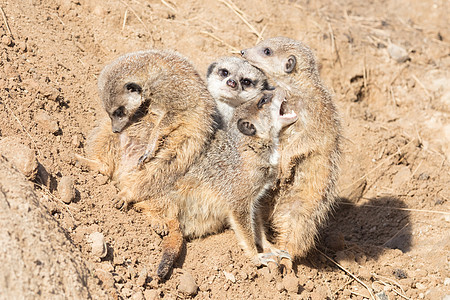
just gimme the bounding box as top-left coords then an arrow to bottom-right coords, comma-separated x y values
226,78 -> 237,88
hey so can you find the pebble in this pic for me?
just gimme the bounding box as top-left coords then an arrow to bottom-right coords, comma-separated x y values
143,289 -> 160,300
131,291 -> 144,300
95,268 -> 115,289
388,43 -> 409,63
276,281 -> 285,292
1,35 -> 13,46
0,137 -> 38,179
282,273 -> 299,293
375,291 -> 389,300
35,110 -> 60,134
58,176 -> 76,204
178,272 -> 198,296
89,231 -> 108,258
393,268 -> 408,279
223,270 -> 236,283
415,282 -> 427,290
358,268 -> 372,281
445,278 -> 450,286
136,268 -> 148,287
303,280 -> 314,292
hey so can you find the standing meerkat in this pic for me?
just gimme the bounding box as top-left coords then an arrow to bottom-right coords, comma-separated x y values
241,37 -> 342,264
135,89 -> 298,278
206,57 -> 272,126
78,49 -> 216,276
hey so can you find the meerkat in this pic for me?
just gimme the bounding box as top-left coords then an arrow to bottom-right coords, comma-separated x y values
206,56 -> 273,126
135,88 -> 298,278
241,37 -> 342,264
78,49 -> 217,275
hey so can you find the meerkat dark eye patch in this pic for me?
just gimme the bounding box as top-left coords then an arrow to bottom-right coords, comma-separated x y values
218,69 -> 229,77
237,119 -> 256,136
262,80 -> 275,91
206,62 -> 217,78
112,106 -> 126,118
285,55 -> 297,73
257,93 -> 273,108
125,82 -> 142,94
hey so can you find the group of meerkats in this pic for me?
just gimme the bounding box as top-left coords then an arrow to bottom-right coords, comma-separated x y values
78,36 -> 341,280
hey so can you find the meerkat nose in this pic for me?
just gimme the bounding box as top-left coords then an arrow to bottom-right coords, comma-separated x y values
226,79 -> 237,88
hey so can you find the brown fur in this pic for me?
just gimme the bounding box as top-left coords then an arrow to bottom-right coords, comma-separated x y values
81,49 -> 216,278
137,89 -> 297,276
241,37 -> 342,260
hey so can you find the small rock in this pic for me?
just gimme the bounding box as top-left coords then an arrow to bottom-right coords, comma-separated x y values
121,287 -> 133,298
95,268 -> 115,289
131,291 -> 144,300
375,291 -> 389,300
58,176 -> 76,204
35,110 -> 60,134
444,278 -> 450,286
0,137 -> 38,179
391,165 -> 412,190
415,282 -> 427,290
1,35 -> 13,46
276,281 -> 285,292
143,289 -> 160,300
89,232 -> 107,258
223,270 -> 236,283
303,280 -> 314,292
136,268 -> 148,287
388,43 -> 409,63
178,272 -> 198,296
283,273 -> 299,293
358,268 -> 372,281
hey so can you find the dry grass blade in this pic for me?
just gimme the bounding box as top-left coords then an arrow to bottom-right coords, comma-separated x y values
318,249 -> 375,300
412,74 -> 433,99
161,0 -> 177,13
0,6 -> 13,37
200,31 -> 240,53
2,98 -> 41,157
122,9 -> 128,31
219,0 -> 262,41
328,21 -> 342,67
382,222 -> 410,247
119,0 -> 151,35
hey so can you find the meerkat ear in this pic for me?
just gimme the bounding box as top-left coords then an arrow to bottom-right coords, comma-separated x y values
206,62 -> 217,78
284,55 -> 297,73
237,119 -> 256,136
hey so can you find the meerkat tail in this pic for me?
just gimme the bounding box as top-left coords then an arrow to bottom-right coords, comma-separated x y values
157,218 -> 184,279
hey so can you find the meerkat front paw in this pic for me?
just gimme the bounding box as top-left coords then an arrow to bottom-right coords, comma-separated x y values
137,151 -> 150,168
112,195 -> 129,210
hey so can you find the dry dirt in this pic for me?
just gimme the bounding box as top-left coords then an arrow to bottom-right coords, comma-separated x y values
0,0 -> 449,299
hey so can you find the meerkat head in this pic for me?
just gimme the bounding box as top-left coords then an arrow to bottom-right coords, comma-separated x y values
233,89 -> 298,140
97,53 -> 151,133
240,37 -> 318,79
206,57 -> 273,108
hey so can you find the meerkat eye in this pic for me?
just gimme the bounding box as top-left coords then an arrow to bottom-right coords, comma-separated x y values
218,69 -> 229,77
241,78 -> 252,87
257,94 -> 272,108
263,48 -> 272,56
112,106 -> 126,118
125,82 -> 142,94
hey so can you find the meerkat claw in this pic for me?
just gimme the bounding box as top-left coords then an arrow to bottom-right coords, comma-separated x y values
137,151 -> 150,168
275,250 -> 292,262
112,196 -> 127,210
255,252 -> 279,267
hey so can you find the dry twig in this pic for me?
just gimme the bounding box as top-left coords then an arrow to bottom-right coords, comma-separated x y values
342,202 -> 450,215
318,249 -> 375,300
0,7 -> 12,37
200,31 -> 239,53
219,0 -> 263,42
119,0 -> 151,35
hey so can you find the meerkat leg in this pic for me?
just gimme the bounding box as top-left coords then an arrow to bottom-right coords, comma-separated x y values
137,110 -> 166,168
133,201 -> 170,236
228,208 -> 259,260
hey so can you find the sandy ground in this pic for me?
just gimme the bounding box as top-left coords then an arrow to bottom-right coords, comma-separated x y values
0,0 -> 449,299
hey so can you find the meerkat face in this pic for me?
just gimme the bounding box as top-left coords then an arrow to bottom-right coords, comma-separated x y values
206,57 -> 272,107
102,80 -> 144,133
235,89 -> 297,140
240,37 -> 316,78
